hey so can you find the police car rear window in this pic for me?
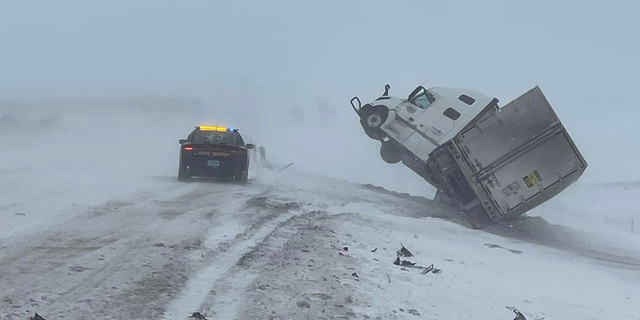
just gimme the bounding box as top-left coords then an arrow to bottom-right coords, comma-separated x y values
192,131 -> 239,146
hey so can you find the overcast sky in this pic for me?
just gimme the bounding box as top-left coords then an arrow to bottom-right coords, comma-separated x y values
1,0 -> 638,192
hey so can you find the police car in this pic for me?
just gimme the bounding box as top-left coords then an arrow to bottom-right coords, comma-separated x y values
178,126 -> 253,182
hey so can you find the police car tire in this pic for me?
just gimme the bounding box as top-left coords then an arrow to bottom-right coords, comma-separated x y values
236,170 -> 248,183
380,141 -> 402,164
178,167 -> 190,182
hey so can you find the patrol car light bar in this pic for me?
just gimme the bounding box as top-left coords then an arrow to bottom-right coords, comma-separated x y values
196,125 -> 239,132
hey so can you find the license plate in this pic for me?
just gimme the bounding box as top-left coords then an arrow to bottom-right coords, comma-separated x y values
207,160 -> 220,167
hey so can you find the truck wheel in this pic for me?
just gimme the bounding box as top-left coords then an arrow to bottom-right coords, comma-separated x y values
360,105 -> 389,140
178,166 -> 190,182
380,141 -> 402,164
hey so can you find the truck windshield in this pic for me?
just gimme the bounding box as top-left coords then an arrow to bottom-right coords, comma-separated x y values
412,91 -> 436,109
192,131 -> 239,146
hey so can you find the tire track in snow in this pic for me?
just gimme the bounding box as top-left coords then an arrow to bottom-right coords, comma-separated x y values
0,182 -> 258,320
161,207 -> 302,320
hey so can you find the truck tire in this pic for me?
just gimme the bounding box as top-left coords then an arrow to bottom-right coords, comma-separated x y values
380,141 -> 402,164
360,105 -> 389,140
178,166 -> 190,182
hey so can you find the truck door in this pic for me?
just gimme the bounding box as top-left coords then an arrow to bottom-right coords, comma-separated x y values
384,101 -> 428,143
415,102 -> 463,143
395,101 -> 424,125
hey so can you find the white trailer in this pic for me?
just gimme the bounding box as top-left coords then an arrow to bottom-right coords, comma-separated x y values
351,84 -> 587,228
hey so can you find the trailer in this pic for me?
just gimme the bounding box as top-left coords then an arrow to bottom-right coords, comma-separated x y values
351,84 -> 587,228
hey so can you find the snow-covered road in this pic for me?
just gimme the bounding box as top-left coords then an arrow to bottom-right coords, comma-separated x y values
1,168 -> 639,320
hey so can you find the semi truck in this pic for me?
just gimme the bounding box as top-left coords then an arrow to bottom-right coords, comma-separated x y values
351,84 -> 587,228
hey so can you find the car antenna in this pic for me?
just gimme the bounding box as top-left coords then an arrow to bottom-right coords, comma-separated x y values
420,75 -> 433,87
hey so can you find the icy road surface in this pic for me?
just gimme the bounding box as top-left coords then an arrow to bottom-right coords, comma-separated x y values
1,170 -> 640,320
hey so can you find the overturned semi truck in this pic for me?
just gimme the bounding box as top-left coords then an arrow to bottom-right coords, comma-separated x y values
350,84 -> 587,228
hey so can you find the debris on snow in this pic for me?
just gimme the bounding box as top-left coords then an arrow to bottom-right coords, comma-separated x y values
371,247 -> 377,252
393,257 -> 417,266
343,246 -> 349,251
485,243 -> 523,255
505,307 -> 528,320
420,264 -> 439,275
352,272 -> 359,278
188,311 -> 207,319
30,313 -> 46,320
421,264 -> 434,274
401,260 -> 416,266
397,244 -> 413,257
278,162 -> 295,171
14,212 -> 26,216
408,309 -> 421,316
152,242 -> 166,247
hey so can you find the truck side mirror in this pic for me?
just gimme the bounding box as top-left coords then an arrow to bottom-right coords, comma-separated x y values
246,144 -> 254,149
408,86 -> 426,101
179,139 -> 187,144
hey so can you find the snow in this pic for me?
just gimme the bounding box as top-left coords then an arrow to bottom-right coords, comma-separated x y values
1,111 -> 639,319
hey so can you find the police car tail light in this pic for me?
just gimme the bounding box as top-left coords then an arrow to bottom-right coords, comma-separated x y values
184,146 -> 193,151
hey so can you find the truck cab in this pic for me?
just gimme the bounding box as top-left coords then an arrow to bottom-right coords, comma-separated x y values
352,85 -> 498,182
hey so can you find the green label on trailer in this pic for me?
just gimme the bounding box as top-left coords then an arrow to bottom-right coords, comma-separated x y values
523,170 -> 542,188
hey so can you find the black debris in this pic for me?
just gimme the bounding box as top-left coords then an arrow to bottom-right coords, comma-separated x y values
189,312 -> 207,320
408,309 -> 420,316
343,246 -> 349,251
485,243 -> 523,255
397,244 -> 413,257
14,212 -> 26,216
393,257 -> 401,265
351,272 -> 359,278
371,248 -> 378,252
421,264 -> 435,275
400,260 -> 416,266
506,307 -> 528,320
279,162 -> 295,172
338,252 -> 345,256
152,243 -> 166,247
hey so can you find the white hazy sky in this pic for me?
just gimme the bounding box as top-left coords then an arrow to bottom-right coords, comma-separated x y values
1,0 -> 639,193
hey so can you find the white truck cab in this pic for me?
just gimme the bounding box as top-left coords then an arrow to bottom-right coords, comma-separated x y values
351,84 -> 498,182
351,84 -> 587,228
